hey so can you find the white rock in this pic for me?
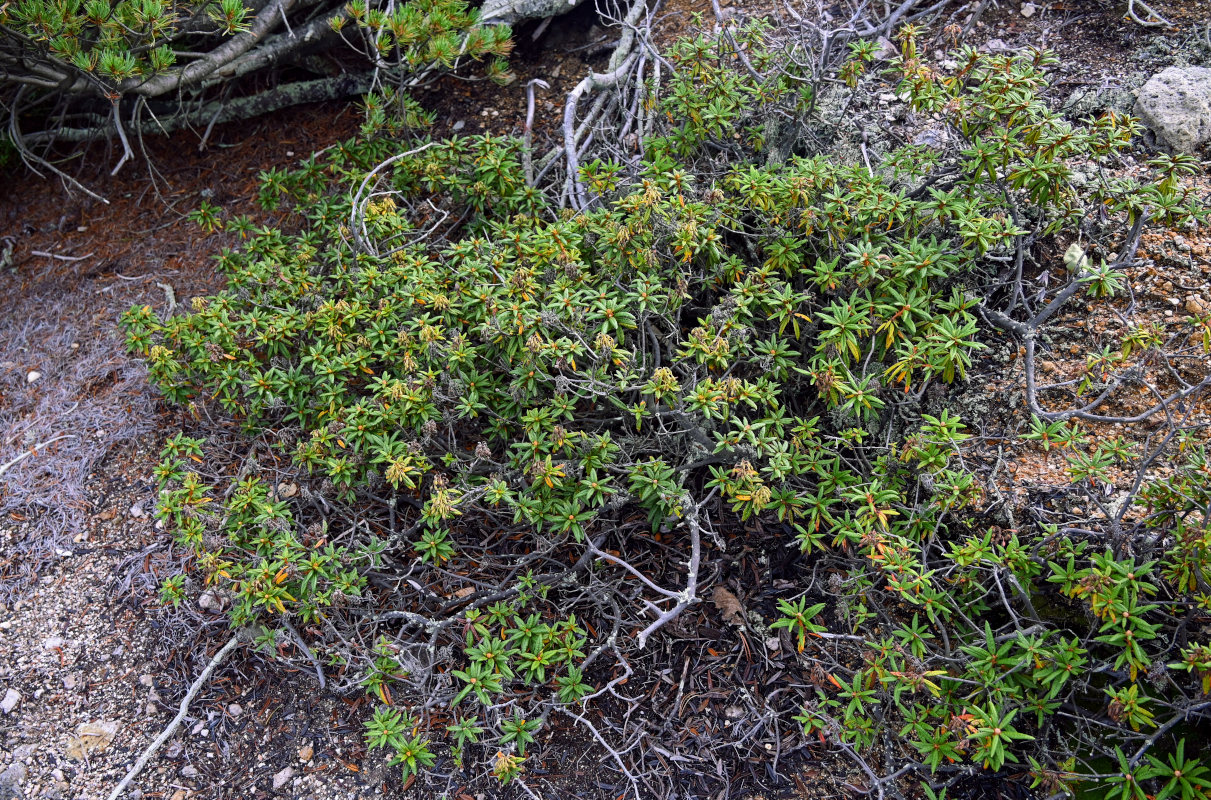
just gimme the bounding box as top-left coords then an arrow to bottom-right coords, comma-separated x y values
129,502 -> 146,518
181,766 -> 199,778
1135,67 -> 1211,153
43,636 -> 65,650
227,703 -> 243,717
1020,2 -> 1036,17
1,688 -> 21,713
25,370 -> 41,384
272,767 -> 295,790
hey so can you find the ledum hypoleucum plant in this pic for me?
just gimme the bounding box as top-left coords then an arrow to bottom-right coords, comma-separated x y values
122,21 -> 1211,796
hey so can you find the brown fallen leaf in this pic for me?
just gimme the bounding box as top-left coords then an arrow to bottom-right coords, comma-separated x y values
712,586 -> 746,627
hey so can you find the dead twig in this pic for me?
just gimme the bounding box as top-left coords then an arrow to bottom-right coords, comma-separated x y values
107,635 -> 242,800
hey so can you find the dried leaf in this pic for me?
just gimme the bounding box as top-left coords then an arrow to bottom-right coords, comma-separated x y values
712,586 -> 746,627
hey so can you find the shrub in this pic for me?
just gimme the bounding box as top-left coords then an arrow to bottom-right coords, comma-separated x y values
124,23 -> 1211,796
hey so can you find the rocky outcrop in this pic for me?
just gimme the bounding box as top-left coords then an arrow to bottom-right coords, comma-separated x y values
1135,66 -> 1211,153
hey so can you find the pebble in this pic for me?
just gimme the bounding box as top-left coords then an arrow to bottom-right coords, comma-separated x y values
181,765 -> 199,778
129,502 -> 146,518
1187,297 -> 1208,315
198,590 -> 225,613
139,674 -> 155,687
62,674 -> 78,690
297,745 -> 313,762
1,688 -> 20,714
43,636 -> 65,650
0,763 -> 27,792
227,703 -> 243,717
1021,1 -> 1036,17
26,370 -> 41,384
272,767 -> 295,790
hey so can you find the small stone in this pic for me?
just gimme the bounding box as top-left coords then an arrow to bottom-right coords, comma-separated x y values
198,590 -> 225,613
51,770 -> 64,782
181,766 -> 199,778
227,703 -> 243,717
0,763 -> 27,794
451,120 -> 466,132
62,675 -> 78,691
272,767 -> 295,790
26,370 -> 41,384
765,636 -> 781,653
43,636 -> 65,650
1,688 -> 20,714
139,674 -> 154,687
1020,2 -> 1036,17
275,482 -> 298,499
129,503 -> 146,518
872,35 -> 896,61
170,790 -> 187,800
297,745 -> 313,762
1187,298 -> 1208,315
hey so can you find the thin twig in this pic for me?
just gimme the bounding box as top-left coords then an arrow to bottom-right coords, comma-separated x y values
30,251 -> 94,262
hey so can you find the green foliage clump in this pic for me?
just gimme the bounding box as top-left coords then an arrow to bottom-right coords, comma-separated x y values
123,22 -> 1211,795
